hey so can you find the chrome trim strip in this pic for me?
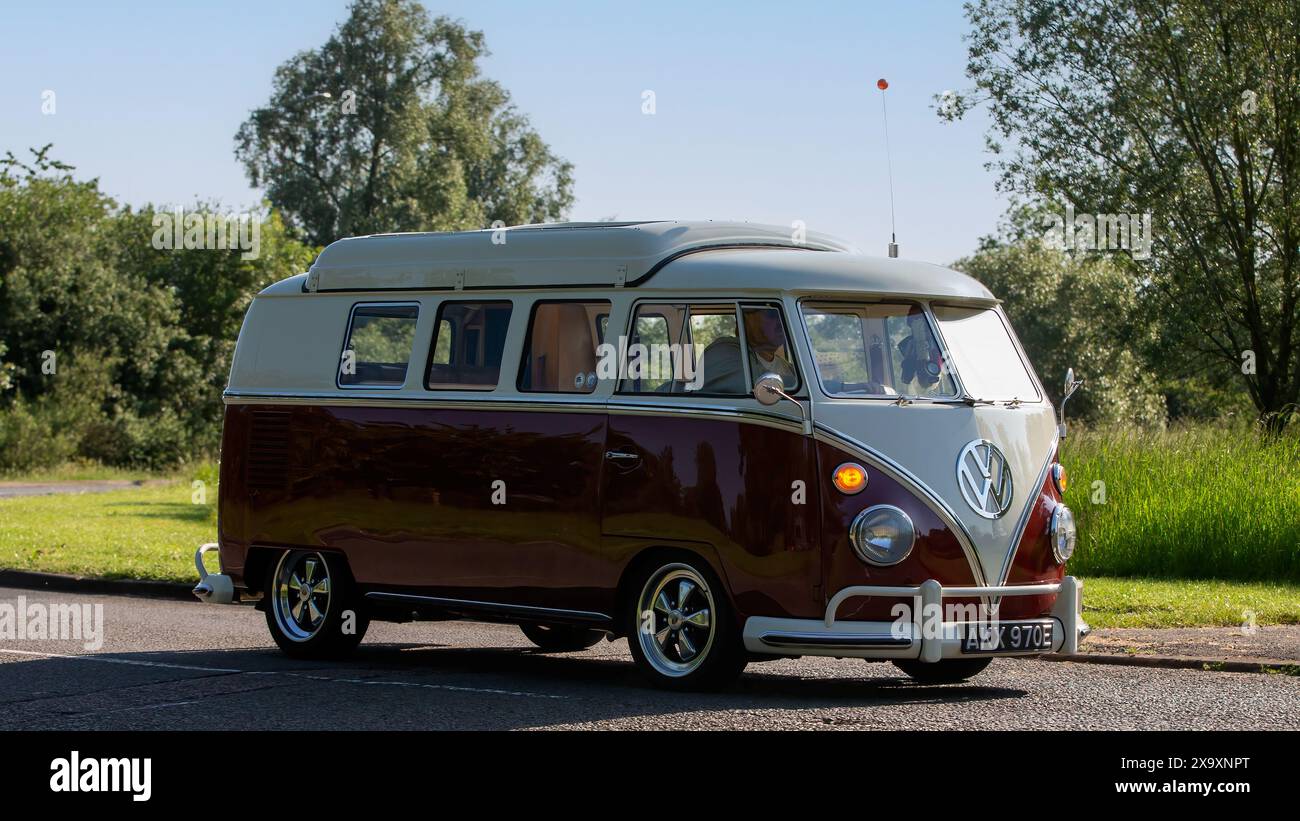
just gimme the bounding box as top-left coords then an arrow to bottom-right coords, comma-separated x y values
223,391 -> 808,433
937,583 -> 1061,597
758,632 -> 912,650
825,580 -> 1062,627
224,391 -> 606,412
813,425 -> 986,587
364,591 -> 611,624
994,435 -> 1059,587
607,401 -> 805,433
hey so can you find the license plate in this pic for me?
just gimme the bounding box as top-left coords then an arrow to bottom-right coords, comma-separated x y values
961,621 -> 1054,654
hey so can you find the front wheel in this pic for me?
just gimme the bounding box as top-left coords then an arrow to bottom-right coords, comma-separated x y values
892,657 -> 992,684
627,558 -> 746,691
520,622 -> 605,652
264,550 -> 368,659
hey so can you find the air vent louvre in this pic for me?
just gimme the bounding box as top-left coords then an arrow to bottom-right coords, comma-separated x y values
247,410 -> 292,491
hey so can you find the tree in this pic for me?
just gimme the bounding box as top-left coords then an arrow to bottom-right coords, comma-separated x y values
0,146 -> 316,469
941,0 -> 1300,427
0,146 -> 175,403
111,205 -> 317,453
234,0 -> 574,246
953,207 -> 1170,427
0,341 -> 13,393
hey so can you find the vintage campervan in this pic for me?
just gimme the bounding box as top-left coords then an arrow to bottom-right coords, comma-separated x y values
193,220 -> 1087,690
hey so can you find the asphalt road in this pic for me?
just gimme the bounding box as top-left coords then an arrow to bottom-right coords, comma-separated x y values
1,586 -> 1296,730
0,479 -> 173,498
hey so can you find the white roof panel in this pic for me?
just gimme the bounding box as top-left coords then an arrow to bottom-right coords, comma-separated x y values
650,247 -> 996,302
304,220 -> 857,292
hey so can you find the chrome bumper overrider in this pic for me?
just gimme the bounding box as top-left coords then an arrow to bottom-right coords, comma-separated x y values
743,576 -> 1088,661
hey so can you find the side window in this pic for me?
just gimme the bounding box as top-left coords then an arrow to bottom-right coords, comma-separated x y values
689,306 -> 744,393
803,310 -> 870,387
432,318 -> 452,365
338,304 -> 419,387
619,303 -> 748,395
426,301 -> 513,390
741,304 -> 799,390
518,300 -> 611,393
628,312 -> 672,392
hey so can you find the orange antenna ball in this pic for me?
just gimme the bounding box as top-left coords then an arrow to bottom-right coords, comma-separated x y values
877,78 -> 889,90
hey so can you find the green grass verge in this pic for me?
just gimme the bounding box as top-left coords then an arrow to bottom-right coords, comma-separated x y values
0,482 -> 217,583
1081,577 -> 1300,628
2,480 -> 1298,629
1062,421 -> 1300,582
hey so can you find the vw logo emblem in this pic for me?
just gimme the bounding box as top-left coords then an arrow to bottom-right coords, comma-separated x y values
956,439 -> 1013,519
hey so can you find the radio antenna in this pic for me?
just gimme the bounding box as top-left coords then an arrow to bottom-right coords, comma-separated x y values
876,78 -> 899,258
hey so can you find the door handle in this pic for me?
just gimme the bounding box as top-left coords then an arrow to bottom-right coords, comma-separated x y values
604,451 -> 640,462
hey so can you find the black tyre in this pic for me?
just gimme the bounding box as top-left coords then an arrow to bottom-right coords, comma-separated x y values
264,550 -> 369,659
519,622 -> 605,652
626,557 -> 746,691
892,657 -> 992,683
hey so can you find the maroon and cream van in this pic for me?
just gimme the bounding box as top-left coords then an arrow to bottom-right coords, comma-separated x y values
193,220 -> 1087,690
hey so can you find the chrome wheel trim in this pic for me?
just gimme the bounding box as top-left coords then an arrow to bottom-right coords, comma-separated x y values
272,551 -> 332,642
636,563 -> 716,678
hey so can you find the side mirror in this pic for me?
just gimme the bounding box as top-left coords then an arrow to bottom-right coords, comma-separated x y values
1058,367 -> 1084,438
754,373 -> 785,406
754,372 -> 811,433
1063,367 -> 1081,402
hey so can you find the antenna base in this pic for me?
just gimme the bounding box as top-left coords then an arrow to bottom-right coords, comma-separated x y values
888,242 -> 899,258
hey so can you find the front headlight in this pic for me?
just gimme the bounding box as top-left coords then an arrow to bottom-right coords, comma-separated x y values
1050,504 -> 1077,564
850,505 -> 916,566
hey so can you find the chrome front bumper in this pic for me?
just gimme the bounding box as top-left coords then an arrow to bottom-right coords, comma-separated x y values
743,576 -> 1088,661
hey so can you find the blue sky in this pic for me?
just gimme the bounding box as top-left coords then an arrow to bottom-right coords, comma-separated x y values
0,0 -> 1008,264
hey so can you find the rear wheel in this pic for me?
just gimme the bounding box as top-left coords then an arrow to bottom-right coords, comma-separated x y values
892,657 -> 992,683
520,622 -> 605,652
264,550 -> 368,659
627,558 -> 746,691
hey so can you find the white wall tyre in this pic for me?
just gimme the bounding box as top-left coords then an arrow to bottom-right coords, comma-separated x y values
627,558 -> 746,691
264,550 -> 369,659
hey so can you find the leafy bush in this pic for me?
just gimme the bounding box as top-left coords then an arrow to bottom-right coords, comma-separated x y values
0,397 -> 78,472
77,410 -> 191,471
0,147 -> 315,472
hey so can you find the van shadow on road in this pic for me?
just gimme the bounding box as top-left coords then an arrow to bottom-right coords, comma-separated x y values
354,641 -> 1028,706
0,640 -> 1029,730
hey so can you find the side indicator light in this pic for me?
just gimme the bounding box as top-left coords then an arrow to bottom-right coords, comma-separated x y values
832,463 -> 868,495
1052,463 -> 1068,494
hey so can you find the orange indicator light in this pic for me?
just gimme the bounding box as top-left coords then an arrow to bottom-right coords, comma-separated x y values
833,463 -> 868,494
1052,463 -> 1068,494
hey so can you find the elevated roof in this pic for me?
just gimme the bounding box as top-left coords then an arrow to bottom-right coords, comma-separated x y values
304,220 -> 857,292
288,220 -> 994,302
651,247 -> 996,302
